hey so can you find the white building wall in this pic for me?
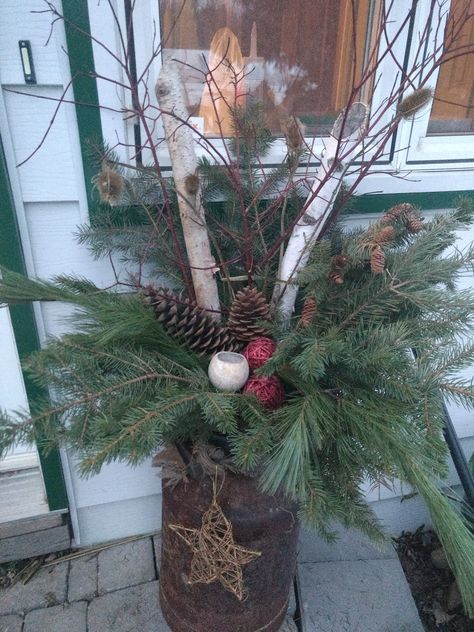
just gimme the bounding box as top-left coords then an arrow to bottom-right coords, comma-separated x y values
0,1 -> 472,544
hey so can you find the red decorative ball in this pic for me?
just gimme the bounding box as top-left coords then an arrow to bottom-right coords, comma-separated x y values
242,337 -> 277,370
243,375 -> 285,410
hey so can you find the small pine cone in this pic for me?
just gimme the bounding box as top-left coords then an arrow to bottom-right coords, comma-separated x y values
370,246 -> 385,274
329,271 -> 344,285
332,254 -> 348,269
407,214 -> 423,233
142,286 -> 240,356
381,203 -> 414,224
228,286 -> 271,342
328,254 -> 348,285
299,297 -> 317,327
373,225 -> 396,244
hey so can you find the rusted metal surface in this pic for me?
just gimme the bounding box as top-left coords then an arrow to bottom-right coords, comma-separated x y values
160,470 -> 299,632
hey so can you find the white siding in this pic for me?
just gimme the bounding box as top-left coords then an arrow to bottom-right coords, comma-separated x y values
4,88 -> 79,203
0,307 -> 29,420
0,1 -> 62,86
0,306 -> 47,524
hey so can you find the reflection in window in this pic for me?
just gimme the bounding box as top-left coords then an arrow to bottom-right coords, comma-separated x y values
428,0 -> 474,135
159,0 -> 379,136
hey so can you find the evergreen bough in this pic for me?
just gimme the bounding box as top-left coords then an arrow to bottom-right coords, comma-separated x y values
0,111 -> 474,614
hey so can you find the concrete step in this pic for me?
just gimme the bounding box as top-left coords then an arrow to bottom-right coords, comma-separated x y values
297,527 -> 424,632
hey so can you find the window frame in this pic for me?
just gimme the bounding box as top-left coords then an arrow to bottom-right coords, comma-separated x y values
85,0 -> 474,203
403,0 -> 474,165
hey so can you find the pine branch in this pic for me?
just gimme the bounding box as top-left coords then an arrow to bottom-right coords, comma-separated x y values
403,468 -> 474,617
439,381 -> 474,408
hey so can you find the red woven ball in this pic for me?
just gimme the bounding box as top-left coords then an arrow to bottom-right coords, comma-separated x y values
243,375 -> 285,410
242,337 -> 277,370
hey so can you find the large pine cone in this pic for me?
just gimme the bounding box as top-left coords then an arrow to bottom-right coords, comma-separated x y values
143,286 -> 240,356
228,286 -> 271,342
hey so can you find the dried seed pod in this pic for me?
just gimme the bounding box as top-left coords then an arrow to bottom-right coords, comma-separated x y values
94,166 -> 124,204
185,173 -> 200,196
373,225 -> 396,244
282,115 -> 304,152
397,87 -> 433,119
370,245 -> 385,274
299,296 -> 317,327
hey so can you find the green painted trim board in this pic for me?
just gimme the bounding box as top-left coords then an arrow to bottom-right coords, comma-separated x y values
350,190 -> 474,214
62,0 -> 104,215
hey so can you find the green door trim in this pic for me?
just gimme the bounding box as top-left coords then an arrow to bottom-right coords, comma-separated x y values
62,0 -> 104,215
0,137 -> 68,511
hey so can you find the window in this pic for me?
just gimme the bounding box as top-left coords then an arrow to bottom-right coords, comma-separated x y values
427,0 -> 474,135
405,0 -> 473,166
88,0 -> 474,195
159,0 -> 380,137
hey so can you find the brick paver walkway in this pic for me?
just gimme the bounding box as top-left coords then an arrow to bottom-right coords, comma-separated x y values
0,535 -> 297,631
0,527 -> 424,631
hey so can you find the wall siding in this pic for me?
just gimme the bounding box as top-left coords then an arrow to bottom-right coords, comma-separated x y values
3,89 -> 79,203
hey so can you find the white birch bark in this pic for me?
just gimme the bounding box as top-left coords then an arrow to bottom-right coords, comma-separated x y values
273,103 -> 368,323
156,61 -> 220,318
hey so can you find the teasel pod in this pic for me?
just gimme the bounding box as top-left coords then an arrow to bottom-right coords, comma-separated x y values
93,164 -> 124,205
184,173 -> 200,196
397,87 -> 433,119
281,114 -> 304,153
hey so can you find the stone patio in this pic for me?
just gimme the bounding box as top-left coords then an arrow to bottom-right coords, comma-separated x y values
0,529 -> 424,631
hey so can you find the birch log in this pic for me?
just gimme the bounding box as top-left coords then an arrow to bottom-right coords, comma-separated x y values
273,102 -> 368,323
156,61 -> 220,318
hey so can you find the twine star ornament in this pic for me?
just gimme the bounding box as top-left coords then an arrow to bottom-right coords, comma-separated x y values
169,499 -> 261,601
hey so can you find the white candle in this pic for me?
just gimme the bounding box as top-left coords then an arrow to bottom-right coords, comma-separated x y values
208,352 -> 249,392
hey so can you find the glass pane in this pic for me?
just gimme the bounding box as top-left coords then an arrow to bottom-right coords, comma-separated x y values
159,0 -> 378,137
428,0 -> 474,135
